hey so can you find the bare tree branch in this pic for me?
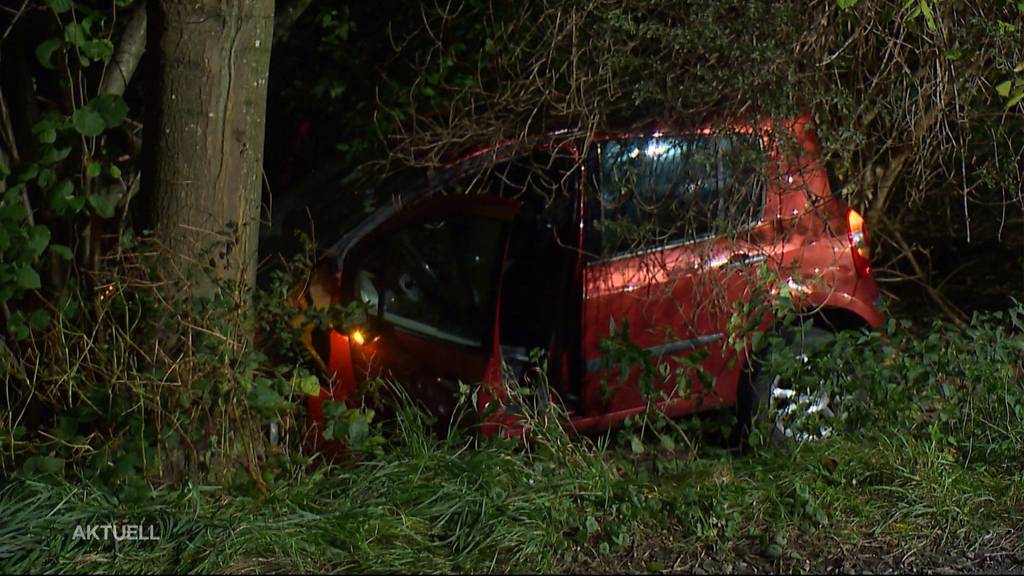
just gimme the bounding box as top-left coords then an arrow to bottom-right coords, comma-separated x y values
98,1 -> 147,97
273,0 -> 313,45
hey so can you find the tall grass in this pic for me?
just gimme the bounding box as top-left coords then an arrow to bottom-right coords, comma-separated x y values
2,294 -> 1022,573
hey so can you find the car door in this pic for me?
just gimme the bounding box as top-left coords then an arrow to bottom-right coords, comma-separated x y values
580,133 -> 767,419
340,195 -> 521,430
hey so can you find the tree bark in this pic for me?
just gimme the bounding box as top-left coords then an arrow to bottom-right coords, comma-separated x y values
145,0 -> 274,302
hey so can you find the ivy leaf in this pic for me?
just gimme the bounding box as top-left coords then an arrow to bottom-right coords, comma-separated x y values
72,107 -> 105,137
6,313 -> 29,341
995,80 -> 1013,98
64,22 -> 88,47
22,455 -> 65,476
39,145 -> 71,165
0,190 -> 26,221
50,244 -> 74,260
37,129 -> 57,144
296,374 -> 321,397
29,309 -> 52,331
82,39 -> 114,63
93,95 -> 129,128
35,38 -> 63,69
32,113 -> 67,135
27,226 -> 51,257
15,164 -> 38,183
50,179 -> 75,204
67,196 -> 87,214
87,195 -> 116,219
15,266 -> 41,290
86,161 -> 102,178
347,413 -> 370,447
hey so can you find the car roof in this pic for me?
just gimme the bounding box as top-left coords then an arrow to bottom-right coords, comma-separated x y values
321,115 -> 812,267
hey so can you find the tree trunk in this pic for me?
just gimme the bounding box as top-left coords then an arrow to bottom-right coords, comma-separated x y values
145,0 -> 274,303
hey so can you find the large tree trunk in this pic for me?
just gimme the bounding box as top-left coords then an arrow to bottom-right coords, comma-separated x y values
146,0 -> 274,303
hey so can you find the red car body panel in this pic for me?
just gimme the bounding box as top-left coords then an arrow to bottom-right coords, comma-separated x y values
301,115 -> 885,442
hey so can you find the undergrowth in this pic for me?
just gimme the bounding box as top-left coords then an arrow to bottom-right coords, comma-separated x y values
1,299 -> 1023,573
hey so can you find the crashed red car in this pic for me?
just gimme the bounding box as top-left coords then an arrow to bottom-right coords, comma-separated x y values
295,115 -> 885,443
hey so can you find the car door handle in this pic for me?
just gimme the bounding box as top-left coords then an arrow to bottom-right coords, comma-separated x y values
722,253 -> 767,269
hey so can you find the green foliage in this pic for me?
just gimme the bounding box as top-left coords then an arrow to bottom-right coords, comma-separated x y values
751,302 -> 1024,468
597,318 -> 713,409
2,0 -> 135,348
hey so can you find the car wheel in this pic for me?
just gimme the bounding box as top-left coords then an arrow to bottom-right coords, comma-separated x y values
736,325 -> 840,446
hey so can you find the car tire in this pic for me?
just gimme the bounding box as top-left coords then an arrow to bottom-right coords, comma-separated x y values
735,325 -> 837,447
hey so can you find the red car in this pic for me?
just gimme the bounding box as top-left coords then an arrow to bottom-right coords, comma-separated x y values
296,115 -> 884,442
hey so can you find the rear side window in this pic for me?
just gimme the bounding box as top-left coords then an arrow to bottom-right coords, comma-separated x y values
589,134 -> 765,259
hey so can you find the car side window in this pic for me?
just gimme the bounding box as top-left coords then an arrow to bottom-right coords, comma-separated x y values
589,134 -> 765,259
353,215 -> 505,348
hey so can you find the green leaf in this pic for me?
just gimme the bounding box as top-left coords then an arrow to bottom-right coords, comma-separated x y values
23,455 -> 65,476
39,145 -> 71,165
15,266 -> 41,290
109,164 -> 122,179
752,330 -> 767,353
72,107 -> 105,137
0,191 -> 26,221
919,0 -> 936,32
50,178 -> 74,198
35,38 -> 62,69
29,309 -> 51,331
659,433 -> 676,452
1007,86 -> 1024,110
37,128 -> 57,144
50,243 -> 74,260
347,413 -> 370,447
67,196 -> 86,214
15,164 -> 38,183
629,434 -> 645,454
27,226 -> 51,257
45,0 -> 73,13
87,194 -> 116,218
296,374 -> 321,397
248,379 -> 286,415
93,95 -> 128,128
6,313 -> 29,341
49,179 -> 74,206
837,0 -> 858,9
32,113 -> 67,135
82,39 -> 114,63
64,22 -> 88,47
86,161 -> 102,178
995,80 -> 1013,98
